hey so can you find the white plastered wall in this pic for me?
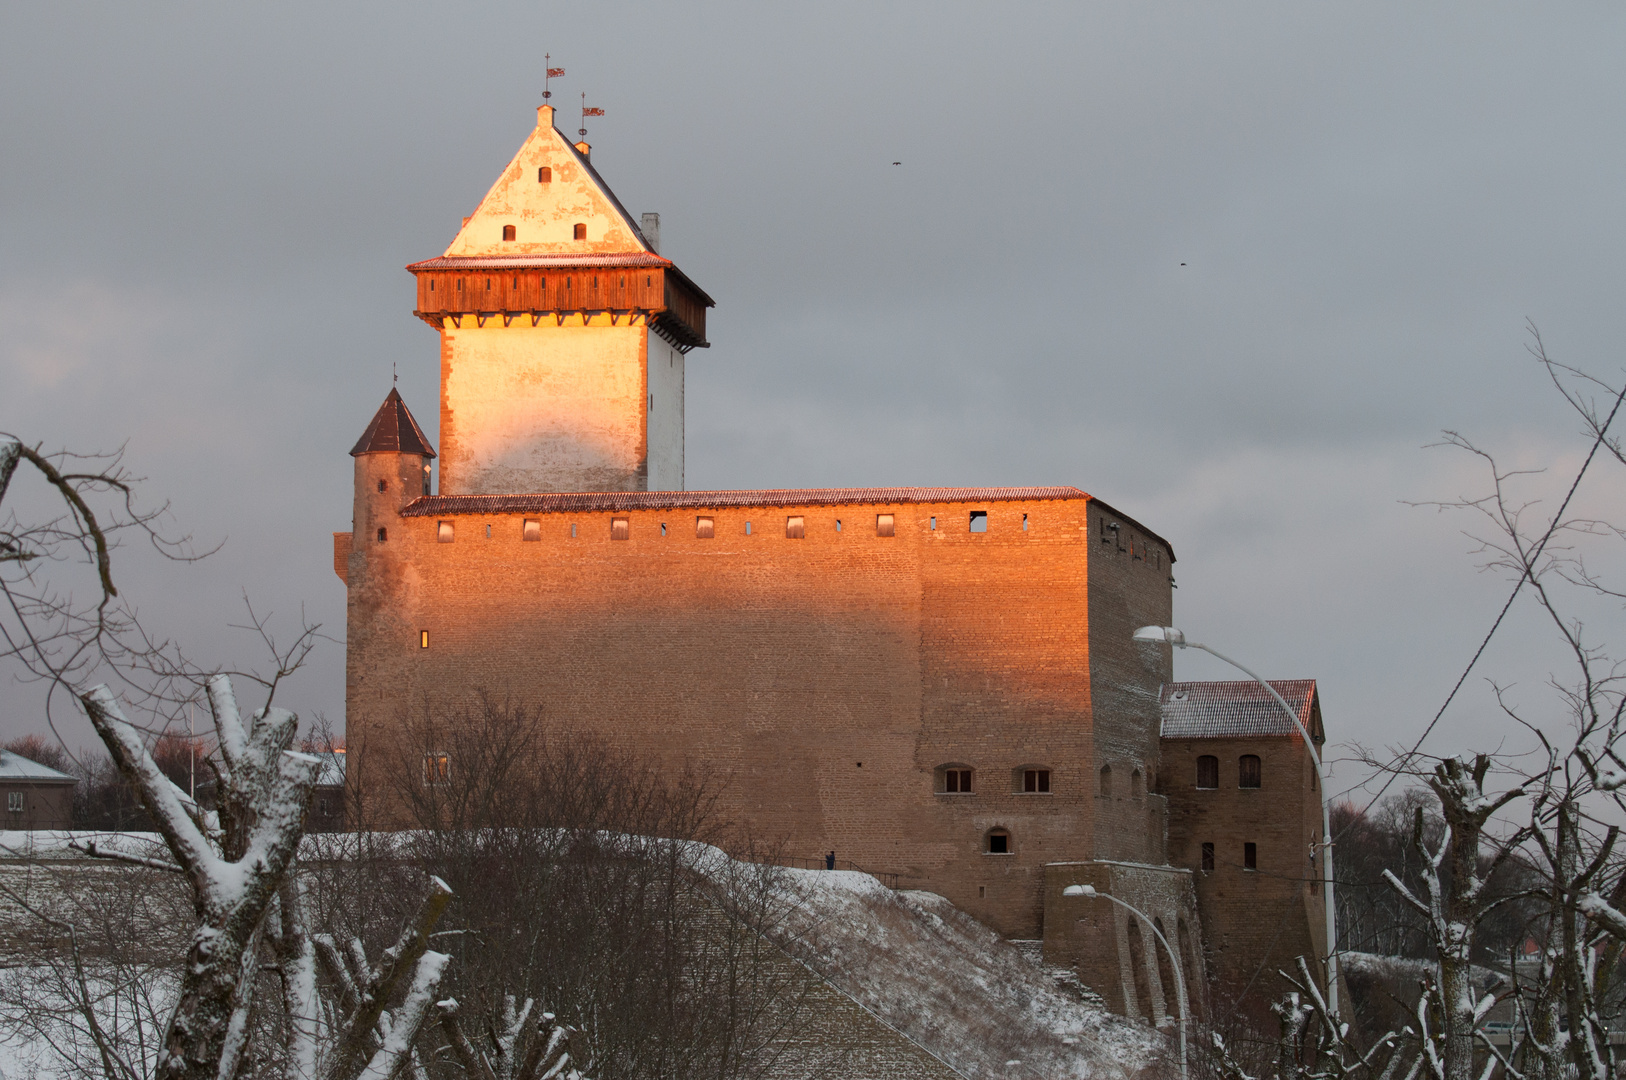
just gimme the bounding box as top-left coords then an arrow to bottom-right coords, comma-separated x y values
645,333 -> 685,491
440,318 -> 651,494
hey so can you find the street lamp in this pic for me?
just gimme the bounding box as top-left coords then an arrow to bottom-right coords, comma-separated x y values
1064,883 -> 1187,1080
1133,624 -> 1339,1018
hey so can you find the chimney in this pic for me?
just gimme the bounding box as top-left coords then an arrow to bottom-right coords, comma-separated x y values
537,104 -> 554,128
641,213 -> 661,254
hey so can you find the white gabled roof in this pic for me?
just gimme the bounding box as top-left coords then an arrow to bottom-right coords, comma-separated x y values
0,750 -> 76,782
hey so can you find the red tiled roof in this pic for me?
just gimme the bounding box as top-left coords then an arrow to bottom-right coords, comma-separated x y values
1159,679 -> 1319,740
401,486 -> 1090,517
407,253 -> 672,271
351,388 -> 436,459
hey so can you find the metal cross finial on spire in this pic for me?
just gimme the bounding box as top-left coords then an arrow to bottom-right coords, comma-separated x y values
543,55 -> 564,103
579,92 -> 603,140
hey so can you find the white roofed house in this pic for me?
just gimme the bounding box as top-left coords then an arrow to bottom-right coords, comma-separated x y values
0,749 -> 77,830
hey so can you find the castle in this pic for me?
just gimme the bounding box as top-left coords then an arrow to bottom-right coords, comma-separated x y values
335,101 -> 1327,1023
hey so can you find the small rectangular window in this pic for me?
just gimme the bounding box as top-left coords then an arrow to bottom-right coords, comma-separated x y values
660,522 -> 667,537
1239,754 -> 1262,789
419,631 -> 430,649
1023,769 -> 1051,793
944,769 -> 972,793
1201,842 -> 1215,872
423,752 -> 451,786
969,511 -> 988,533
745,521 -> 752,535
611,517 -> 629,541
437,521 -> 454,543
1196,755 -> 1219,789
523,519 -> 541,542
876,514 -> 895,537
1244,842 -> 1258,870
987,832 -> 1009,854
696,516 -> 715,539
835,519 -> 842,532
1022,513 -> 1029,532
930,516 -> 937,530
785,516 -> 804,539
570,523 -> 578,538
6,792 -> 21,812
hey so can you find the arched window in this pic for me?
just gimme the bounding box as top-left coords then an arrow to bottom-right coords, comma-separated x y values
1099,764 -> 1113,797
538,166 -> 552,182
1196,756 -> 1218,789
1130,769 -> 1143,798
986,828 -> 1010,855
502,225 -> 516,241
573,223 -> 587,240
1239,755 -> 1262,789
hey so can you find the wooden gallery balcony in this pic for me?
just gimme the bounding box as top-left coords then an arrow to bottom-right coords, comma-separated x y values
407,254 -> 712,350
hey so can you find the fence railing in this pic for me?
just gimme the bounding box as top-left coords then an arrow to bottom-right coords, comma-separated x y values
742,853 -> 903,890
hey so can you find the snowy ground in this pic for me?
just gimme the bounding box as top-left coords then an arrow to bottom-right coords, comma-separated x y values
718,864 -> 1168,1080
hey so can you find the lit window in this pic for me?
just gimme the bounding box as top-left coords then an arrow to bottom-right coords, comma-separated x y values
876,514 -> 895,537
1201,842 -> 1215,872
423,752 -> 451,786
419,630 -> 429,649
696,516 -> 715,539
969,511 -> 988,533
1243,842 -> 1258,870
786,516 -> 804,539
943,768 -> 973,793
611,517 -> 629,540
437,521 -> 454,543
574,223 -> 587,240
1196,755 -> 1218,789
1239,755 -> 1262,789
522,519 -> 541,541
502,225 -> 516,241
6,792 -> 21,813
1023,769 -> 1050,793
538,167 -> 551,182
986,829 -> 1010,855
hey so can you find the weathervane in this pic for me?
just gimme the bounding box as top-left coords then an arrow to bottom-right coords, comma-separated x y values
579,91 -> 603,140
543,55 -> 564,104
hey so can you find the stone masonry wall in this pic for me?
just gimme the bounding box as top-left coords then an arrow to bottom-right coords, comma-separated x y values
345,492 -> 1174,939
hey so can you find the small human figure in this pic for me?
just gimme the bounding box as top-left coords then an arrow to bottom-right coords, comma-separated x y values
825,851 -> 836,871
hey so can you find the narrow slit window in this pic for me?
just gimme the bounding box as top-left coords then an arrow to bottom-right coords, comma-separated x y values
573,223 -> 587,240
785,516 -> 805,539
1239,755 -> 1262,788
419,630 -> 430,649
660,522 -> 667,537
876,514 -> 895,537
930,516 -> 937,530
611,517 -> 630,541
1099,765 -> 1113,797
1201,842 -> 1215,872
570,523 -> 577,538
502,225 -> 516,241
696,516 -> 715,539
522,519 -> 541,542
485,523 -> 492,538
538,166 -> 552,182
1023,769 -> 1050,793
377,479 -> 387,493
745,521 -> 752,535
376,528 -> 387,543
969,510 -> 988,532
1022,513 -> 1029,532
1243,842 -> 1258,871
835,519 -> 842,532
1196,755 -> 1219,789
987,830 -> 1010,855
437,521 -> 454,543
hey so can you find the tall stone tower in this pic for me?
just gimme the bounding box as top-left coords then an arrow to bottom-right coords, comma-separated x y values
407,105 -> 712,496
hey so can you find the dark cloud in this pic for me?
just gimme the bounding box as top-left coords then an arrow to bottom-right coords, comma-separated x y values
4,3 -> 1624,797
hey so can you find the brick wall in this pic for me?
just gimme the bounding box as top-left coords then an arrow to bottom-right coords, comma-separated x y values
345,487 -> 1175,938
1159,734 -> 1323,1004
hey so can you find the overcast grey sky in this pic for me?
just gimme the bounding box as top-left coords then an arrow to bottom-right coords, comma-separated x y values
4,3 -> 1625,803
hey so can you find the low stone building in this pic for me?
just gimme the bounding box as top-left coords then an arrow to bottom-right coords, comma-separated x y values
0,750 -> 76,830
1159,679 -> 1327,1012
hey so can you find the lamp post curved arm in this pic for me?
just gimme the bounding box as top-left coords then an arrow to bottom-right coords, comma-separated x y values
1133,625 -> 1339,1019
1064,884 -> 1187,1080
